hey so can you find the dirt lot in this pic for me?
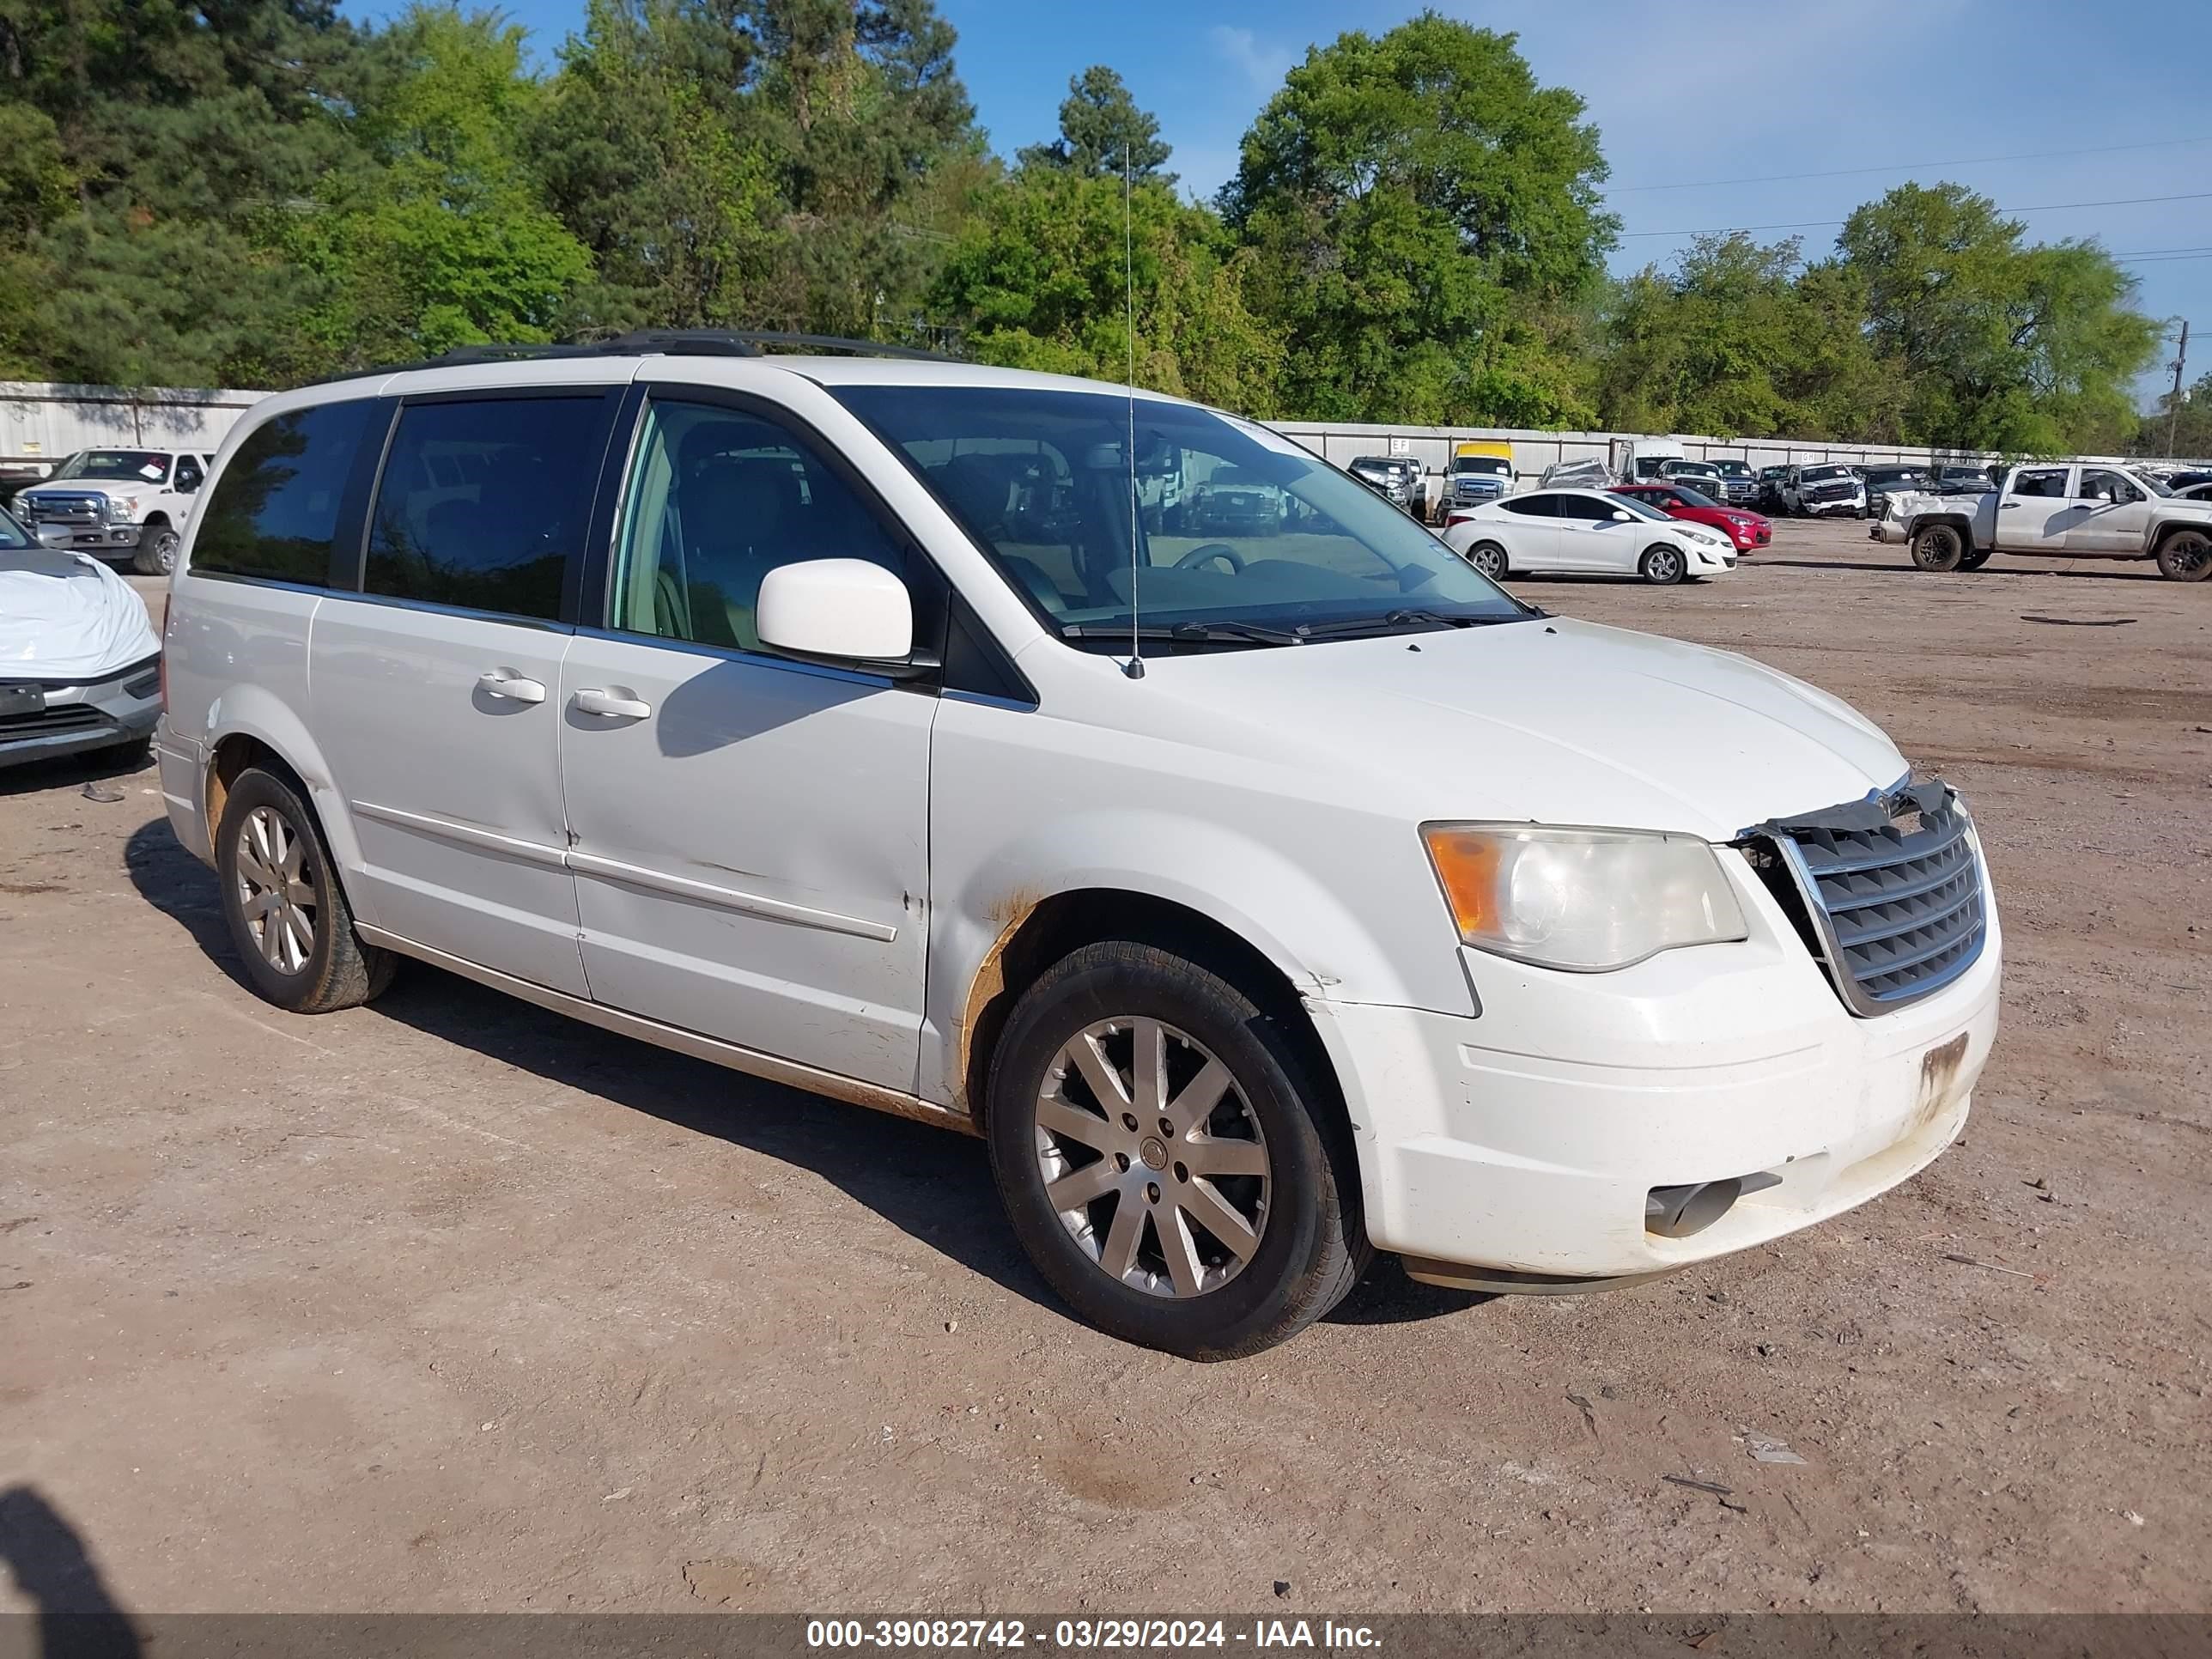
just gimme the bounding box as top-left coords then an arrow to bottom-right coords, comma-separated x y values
3,520 -> 2207,1616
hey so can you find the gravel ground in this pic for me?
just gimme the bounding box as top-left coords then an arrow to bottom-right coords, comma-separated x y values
2,519 -> 2207,1616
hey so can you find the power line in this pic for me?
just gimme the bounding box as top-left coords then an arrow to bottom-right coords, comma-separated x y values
1609,134 -> 2212,193
1619,190 -> 2212,240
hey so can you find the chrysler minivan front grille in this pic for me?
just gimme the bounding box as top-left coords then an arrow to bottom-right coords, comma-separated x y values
1760,785 -> 1988,1016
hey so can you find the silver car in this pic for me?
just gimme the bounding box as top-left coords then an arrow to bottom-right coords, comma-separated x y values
0,506 -> 162,769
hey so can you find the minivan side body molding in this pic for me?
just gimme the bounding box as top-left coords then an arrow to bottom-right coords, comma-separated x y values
353,921 -> 970,1133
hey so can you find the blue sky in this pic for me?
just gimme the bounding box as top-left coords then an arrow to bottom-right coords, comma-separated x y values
349,0 -> 2212,405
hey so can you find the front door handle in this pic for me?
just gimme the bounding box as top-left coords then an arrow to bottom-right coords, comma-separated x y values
476,669 -> 546,703
572,687 -> 653,720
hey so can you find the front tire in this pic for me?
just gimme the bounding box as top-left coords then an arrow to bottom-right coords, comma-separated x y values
986,940 -> 1364,1359
1466,540 -> 1509,580
1911,523 -> 1968,572
133,522 -> 179,577
2154,528 -> 2212,581
1638,544 -> 1686,585
216,767 -> 395,1013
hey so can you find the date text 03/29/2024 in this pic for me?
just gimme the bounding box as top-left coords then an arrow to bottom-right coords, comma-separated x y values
805,1619 -> 1381,1650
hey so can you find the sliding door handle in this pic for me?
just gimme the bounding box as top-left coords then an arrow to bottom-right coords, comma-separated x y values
475,669 -> 546,703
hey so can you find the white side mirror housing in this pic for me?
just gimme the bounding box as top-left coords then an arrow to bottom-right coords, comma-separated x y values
757,558 -> 915,666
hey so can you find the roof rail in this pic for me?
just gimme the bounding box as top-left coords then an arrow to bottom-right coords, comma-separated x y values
604,329 -> 951,362
304,329 -> 951,386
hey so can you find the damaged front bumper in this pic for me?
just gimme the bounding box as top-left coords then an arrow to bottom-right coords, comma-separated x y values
1304,811 -> 2001,1285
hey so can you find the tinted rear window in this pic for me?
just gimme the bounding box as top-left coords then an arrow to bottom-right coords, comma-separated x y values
192,400 -> 376,585
364,397 -> 608,622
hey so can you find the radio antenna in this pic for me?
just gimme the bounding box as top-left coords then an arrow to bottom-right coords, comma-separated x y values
1121,146 -> 1145,680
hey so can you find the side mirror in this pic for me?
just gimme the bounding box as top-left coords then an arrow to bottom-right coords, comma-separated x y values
1611,509 -> 1633,521
757,559 -> 922,676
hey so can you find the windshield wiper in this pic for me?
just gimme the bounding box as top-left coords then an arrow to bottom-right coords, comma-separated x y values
1060,620 -> 1304,647
1294,608 -> 1528,639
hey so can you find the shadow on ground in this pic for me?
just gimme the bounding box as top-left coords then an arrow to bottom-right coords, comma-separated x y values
0,1485 -> 142,1656
123,817 -> 1480,1340
1758,555 -> 2162,581
0,743 -> 152,801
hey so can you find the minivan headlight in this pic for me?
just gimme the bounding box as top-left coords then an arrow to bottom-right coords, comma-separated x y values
1419,823 -> 1748,971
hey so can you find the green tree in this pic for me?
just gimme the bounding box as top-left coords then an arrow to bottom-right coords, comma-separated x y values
1221,13 -> 1614,426
1838,182 -> 2158,453
1596,234 -> 1899,441
2128,368 -> 2212,460
0,104 -> 74,374
933,167 -> 1282,411
0,0 -> 369,383
1016,66 -> 1171,182
284,6 -> 592,368
741,0 -> 981,337
536,0 -> 780,334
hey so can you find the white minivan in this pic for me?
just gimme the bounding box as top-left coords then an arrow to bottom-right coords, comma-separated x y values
155,339 -> 2002,1358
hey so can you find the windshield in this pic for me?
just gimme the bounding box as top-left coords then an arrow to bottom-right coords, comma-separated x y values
1452,456 -> 1510,476
1609,493 -> 1680,524
1800,465 -> 1853,483
836,386 -> 1528,644
52,450 -> 170,484
0,504 -> 31,549
1712,461 -> 1751,478
2130,469 -> 2174,497
1672,485 -> 1722,507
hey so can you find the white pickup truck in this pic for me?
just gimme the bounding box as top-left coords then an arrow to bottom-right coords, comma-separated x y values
1873,460 -> 2212,581
12,447 -> 216,576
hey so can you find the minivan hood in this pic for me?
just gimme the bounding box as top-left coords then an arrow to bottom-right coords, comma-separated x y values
1136,617 -> 1905,842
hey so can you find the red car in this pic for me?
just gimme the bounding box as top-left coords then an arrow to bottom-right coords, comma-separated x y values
1610,483 -> 1771,553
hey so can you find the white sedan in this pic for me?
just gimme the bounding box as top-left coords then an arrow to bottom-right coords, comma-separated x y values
1443,488 -> 1738,585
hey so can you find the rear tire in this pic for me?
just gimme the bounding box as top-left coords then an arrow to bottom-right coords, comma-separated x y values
1911,523 -> 1968,572
2154,528 -> 2212,581
1638,544 -> 1686,585
216,767 -> 396,1013
1466,540 -> 1509,580
985,940 -> 1365,1359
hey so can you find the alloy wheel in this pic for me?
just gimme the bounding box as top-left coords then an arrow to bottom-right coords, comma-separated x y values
234,805 -> 317,975
1032,1017 -> 1270,1298
2158,529 -> 2211,580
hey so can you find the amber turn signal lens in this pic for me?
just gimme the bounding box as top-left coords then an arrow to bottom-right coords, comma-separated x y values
1421,825 -> 1505,941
